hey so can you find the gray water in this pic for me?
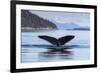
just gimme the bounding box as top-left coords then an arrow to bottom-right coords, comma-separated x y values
21,30 -> 90,63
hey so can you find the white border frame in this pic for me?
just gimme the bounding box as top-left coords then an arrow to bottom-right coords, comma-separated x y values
16,4 -> 95,69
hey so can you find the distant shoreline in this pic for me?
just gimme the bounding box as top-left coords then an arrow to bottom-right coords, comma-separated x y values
21,27 -> 57,32
21,27 -> 90,32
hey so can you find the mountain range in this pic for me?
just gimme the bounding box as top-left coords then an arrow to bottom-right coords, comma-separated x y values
21,10 -> 89,32
21,10 -> 57,32
55,22 -> 90,30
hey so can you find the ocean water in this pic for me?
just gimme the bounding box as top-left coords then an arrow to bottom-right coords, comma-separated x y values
21,30 -> 90,63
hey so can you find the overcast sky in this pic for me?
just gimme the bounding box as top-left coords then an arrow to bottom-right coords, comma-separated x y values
29,10 -> 90,27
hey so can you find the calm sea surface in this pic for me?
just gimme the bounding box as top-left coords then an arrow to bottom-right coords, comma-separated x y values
21,30 -> 90,63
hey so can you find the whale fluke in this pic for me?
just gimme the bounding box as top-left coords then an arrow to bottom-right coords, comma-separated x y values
38,35 -> 75,46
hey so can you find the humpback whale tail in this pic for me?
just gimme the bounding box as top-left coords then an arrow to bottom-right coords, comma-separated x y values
38,35 -> 75,46
38,35 -> 75,54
